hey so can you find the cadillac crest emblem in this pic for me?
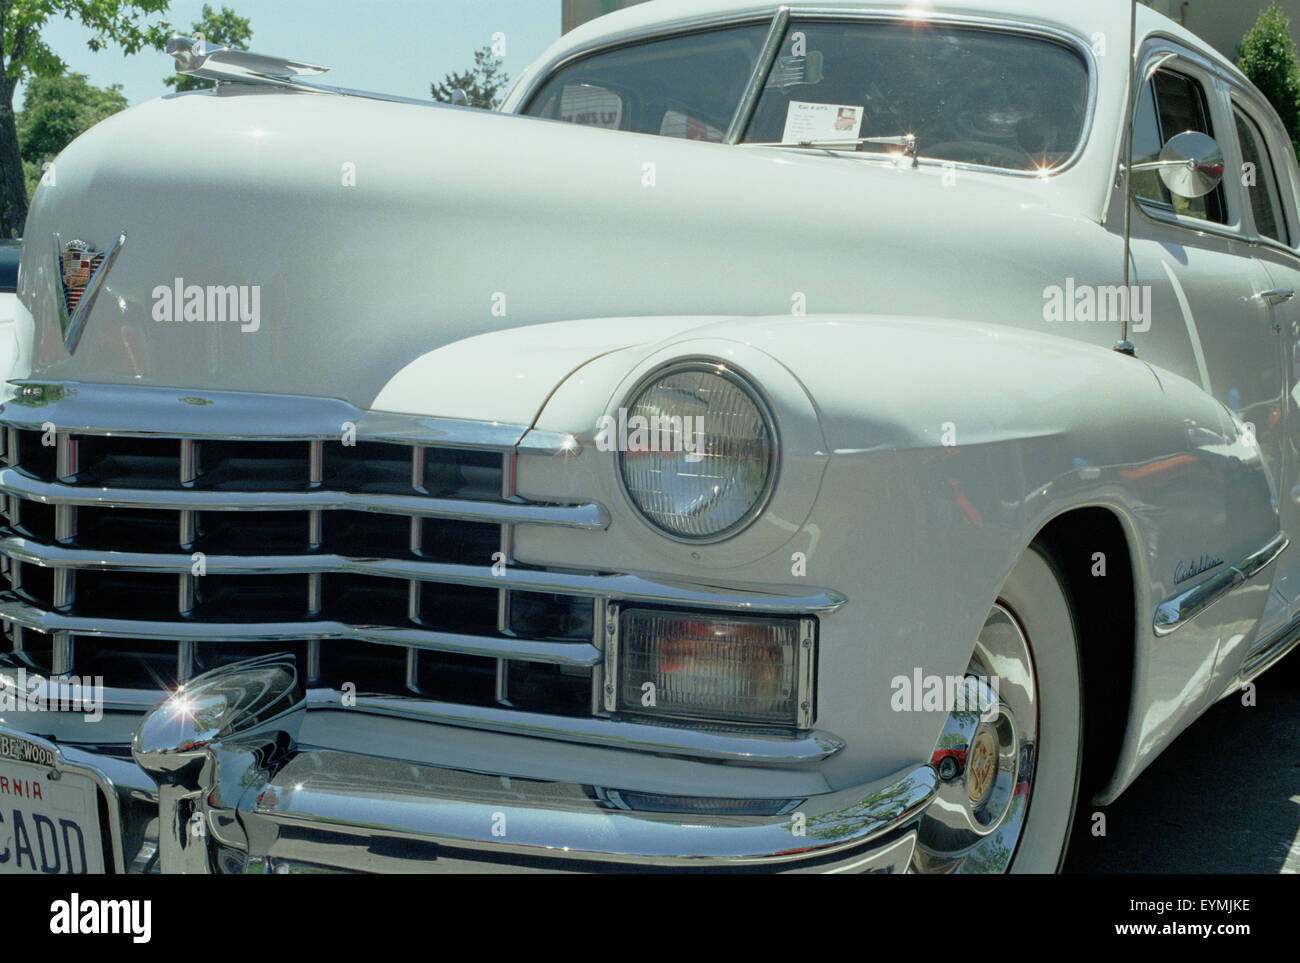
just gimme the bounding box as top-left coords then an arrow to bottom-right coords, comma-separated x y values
58,240 -> 105,315
51,232 -> 126,354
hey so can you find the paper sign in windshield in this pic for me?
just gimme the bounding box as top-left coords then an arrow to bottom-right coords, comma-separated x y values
782,101 -> 864,143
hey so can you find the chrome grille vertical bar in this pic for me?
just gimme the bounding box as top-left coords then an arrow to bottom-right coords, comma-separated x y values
306,441 -> 324,681
495,451 -> 515,705
177,439 -> 200,681
591,597 -> 608,716
405,649 -> 420,693
405,446 -> 424,692
602,602 -> 620,714
52,434 -> 78,674
54,434 -> 78,540
5,431 -> 21,656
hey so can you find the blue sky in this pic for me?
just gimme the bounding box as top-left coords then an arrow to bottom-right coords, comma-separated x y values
24,1 -> 562,106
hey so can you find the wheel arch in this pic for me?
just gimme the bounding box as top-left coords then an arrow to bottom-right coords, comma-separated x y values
1031,506 -> 1137,805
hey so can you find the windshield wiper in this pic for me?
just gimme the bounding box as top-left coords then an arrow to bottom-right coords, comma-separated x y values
745,133 -> 919,167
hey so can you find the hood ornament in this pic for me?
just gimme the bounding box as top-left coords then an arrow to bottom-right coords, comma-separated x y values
52,232 -> 126,354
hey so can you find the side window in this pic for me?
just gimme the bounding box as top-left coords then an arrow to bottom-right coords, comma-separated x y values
1132,68 -> 1227,224
523,25 -> 769,140
660,109 -> 726,142
1234,106 -> 1290,244
533,83 -> 626,129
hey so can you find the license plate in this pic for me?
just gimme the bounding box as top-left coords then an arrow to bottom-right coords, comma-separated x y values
0,733 -> 105,874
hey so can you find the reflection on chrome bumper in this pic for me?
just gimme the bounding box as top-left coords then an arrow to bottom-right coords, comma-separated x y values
236,751 -> 934,873
5,655 -> 937,873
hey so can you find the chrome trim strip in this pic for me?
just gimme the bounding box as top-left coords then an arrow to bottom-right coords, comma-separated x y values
1238,614 -> 1300,682
0,594 -> 601,668
0,541 -> 846,613
0,382 -> 578,455
796,616 -> 816,729
304,689 -> 846,763
0,469 -> 608,530
1154,532 -> 1288,636
0,675 -> 846,764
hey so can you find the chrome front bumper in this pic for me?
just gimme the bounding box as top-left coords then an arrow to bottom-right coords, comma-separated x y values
3,656 -> 936,874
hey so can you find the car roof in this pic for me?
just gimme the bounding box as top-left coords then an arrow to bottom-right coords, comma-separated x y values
525,0 -> 1241,87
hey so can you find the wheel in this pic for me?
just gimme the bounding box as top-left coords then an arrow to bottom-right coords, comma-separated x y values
911,545 -> 1083,873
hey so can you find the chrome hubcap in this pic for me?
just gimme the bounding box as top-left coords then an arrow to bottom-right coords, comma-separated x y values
912,603 -> 1038,873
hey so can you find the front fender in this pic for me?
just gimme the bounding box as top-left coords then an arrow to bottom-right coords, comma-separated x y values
519,313 -> 1278,799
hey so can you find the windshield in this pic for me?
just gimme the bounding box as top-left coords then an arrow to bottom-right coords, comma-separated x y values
523,18 -> 1091,173
744,21 -> 1090,171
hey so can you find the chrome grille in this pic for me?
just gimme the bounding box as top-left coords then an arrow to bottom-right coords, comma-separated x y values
0,384 -> 846,753
0,391 -> 601,719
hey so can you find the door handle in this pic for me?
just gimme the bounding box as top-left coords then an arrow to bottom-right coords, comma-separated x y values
1257,288 -> 1296,305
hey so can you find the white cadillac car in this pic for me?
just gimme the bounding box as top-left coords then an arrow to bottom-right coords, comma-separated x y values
0,0 -> 1295,874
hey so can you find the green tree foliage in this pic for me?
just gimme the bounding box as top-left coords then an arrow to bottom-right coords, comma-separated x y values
163,4 -> 252,93
1237,3 -> 1300,156
18,71 -> 125,194
0,0 -> 171,236
430,45 -> 510,110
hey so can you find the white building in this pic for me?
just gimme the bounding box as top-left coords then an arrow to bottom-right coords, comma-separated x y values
1143,2 -> 1298,59
562,0 -> 650,34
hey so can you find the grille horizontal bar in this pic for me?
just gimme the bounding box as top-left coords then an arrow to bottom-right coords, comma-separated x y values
0,595 -> 600,667
0,536 -> 843,613
0,469 -> 607,529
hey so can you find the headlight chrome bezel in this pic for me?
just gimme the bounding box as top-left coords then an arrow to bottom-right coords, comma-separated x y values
615,359 -> 780,544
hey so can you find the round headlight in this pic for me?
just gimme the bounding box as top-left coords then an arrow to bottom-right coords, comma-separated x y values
618,362 -> 777,540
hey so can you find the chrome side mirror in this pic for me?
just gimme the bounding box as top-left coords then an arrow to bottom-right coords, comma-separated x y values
1129,130 -> 1225,198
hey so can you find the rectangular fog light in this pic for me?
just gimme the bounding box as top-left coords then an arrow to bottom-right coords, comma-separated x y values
613,608 -> 813,727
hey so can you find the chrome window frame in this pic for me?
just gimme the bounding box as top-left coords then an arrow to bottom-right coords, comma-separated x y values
1229,100 -> 1289,247
1228,85 -> 1300,259
514,6 -> 1099,180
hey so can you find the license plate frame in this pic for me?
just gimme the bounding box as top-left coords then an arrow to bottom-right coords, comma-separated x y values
0,728 -> 120,874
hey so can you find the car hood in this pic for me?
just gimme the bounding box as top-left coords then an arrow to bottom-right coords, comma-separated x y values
18,86 -> 1098,423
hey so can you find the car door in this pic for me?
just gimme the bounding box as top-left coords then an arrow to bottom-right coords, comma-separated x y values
1228,88 -> 1300,611
1127,55 -> 1287,513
